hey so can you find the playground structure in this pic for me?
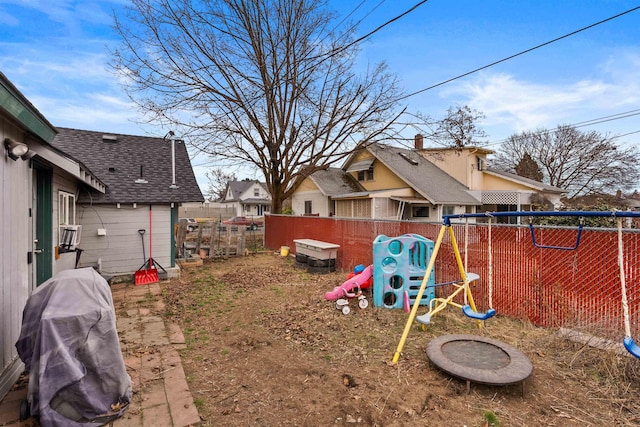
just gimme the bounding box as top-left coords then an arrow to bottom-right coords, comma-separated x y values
392,211 -> 640,365
373,234 -> 435,310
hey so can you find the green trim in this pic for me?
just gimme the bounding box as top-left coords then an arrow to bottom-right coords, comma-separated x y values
0,75 -> 57,143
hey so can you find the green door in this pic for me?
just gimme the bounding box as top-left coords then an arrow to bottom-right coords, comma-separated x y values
35,166 -> 53,286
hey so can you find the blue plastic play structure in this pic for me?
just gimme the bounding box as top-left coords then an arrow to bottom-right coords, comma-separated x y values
373,234 -> 435,309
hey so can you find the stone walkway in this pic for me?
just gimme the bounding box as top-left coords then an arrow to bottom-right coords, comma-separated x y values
0,281 -> 200,427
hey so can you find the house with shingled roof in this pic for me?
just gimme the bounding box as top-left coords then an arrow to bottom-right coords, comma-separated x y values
287,136 -> 565,221
290,167 -> 365,216
221,179 -> 271,217
1,73 -> 108,401
52,128 -> 204,278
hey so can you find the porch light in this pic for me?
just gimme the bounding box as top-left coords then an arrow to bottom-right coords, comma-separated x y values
4,137 -> 33,161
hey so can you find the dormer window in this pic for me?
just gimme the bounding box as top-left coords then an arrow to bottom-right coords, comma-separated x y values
357,165 -> 374,181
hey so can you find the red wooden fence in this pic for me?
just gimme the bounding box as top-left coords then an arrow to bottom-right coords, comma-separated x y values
265,214 -> 640,342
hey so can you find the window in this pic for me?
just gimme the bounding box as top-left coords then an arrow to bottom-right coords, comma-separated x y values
357,166 -> 374,181
254,188 -> 260,197
59,191 -> 81,250
304,200 -> 312,214
442,205 -> 455,216
59,191 -> 76,227
413,206 -> 429,217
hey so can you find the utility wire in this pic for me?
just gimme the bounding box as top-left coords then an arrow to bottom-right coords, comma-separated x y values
482,110 -> 640,147
391,107 -> 640,148
348,0 -> 427,48
571,108 -> 640,127
397,5 -> 640,101
312,0 -> 429,62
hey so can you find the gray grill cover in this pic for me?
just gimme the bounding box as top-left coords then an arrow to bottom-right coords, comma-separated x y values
15,268 -> 131,426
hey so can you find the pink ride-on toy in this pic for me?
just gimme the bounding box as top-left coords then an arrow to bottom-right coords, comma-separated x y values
325,264 -> 373,315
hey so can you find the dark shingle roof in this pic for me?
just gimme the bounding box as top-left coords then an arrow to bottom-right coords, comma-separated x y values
225,180 -> 270,202
309,168 -> 365,196
52,128 -> 204,204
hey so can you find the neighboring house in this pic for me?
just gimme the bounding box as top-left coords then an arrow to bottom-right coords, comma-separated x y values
419,142 -> 565,222
287,135 -> 565,222
52,128 -> 204,277
337,141 -> 481,220
221,179 -> 271,217
290,167 -> 365,216
1,73 -> 106,400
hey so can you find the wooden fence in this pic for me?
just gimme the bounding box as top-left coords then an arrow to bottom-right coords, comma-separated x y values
176,221 -> 265,259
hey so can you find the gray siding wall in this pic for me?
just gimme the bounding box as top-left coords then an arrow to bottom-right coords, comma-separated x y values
0,122 -> 33,399
52,170 -> 81,274
77,203 -> 172,275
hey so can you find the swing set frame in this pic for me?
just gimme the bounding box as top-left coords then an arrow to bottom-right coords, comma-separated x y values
392,210 -> 640,364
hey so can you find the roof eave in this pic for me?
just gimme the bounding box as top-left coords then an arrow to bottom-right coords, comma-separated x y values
0,72 -> 57,143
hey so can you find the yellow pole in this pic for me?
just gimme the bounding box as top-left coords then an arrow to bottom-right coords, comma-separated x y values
392,225 -> 447,363
448,225 -> 481,326
448,226 -> 478,312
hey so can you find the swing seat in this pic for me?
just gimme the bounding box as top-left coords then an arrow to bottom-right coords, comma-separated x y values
623,337 -> 640,359
461,305 -> 496,321
416,313 -> 431,325
464,272 -> 480,283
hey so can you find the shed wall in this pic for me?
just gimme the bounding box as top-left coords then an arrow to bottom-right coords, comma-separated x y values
77,203 -> 173,275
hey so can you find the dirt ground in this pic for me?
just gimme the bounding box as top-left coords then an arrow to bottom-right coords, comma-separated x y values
160,254 -> 640,426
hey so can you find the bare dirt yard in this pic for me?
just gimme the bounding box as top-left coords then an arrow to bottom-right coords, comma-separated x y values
160,254 -> 640,426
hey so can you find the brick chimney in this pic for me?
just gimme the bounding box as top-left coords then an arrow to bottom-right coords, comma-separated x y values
414,134 -> 424,150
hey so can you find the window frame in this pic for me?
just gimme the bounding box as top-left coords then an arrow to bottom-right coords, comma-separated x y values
442,205 -> 455,217
59,191 -> 76,227
412,206 -> 430,218
357,166 -> 374,181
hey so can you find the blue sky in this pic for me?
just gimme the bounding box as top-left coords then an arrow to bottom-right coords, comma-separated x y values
1,1 -> 639,192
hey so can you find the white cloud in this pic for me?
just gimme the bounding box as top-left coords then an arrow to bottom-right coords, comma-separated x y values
437,50 -> 640,139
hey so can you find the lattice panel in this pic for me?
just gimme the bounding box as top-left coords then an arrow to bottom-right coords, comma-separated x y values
481,191 -> 519,205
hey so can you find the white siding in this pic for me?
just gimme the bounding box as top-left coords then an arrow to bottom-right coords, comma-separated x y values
77,204 -> 172,275
291,190 -> 328,216
372,197 -> 400,219
0,124 -> 32,398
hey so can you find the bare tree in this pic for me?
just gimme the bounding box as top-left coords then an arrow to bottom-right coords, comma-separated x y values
111,0 -> 405,212
205,168 -> 237,202
422,105 -> 487,148
492,125 -> 640,199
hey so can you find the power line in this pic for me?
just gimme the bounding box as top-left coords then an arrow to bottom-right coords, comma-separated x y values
397,6 -> 640,101
314,0 -> 429,62
571,108 -> 640,127
391,107 -> 640,147
482,111 -> 640,147
348,0 -> 428,48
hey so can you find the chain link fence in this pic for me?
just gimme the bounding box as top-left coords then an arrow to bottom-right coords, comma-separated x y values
266,214 -> 639,343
